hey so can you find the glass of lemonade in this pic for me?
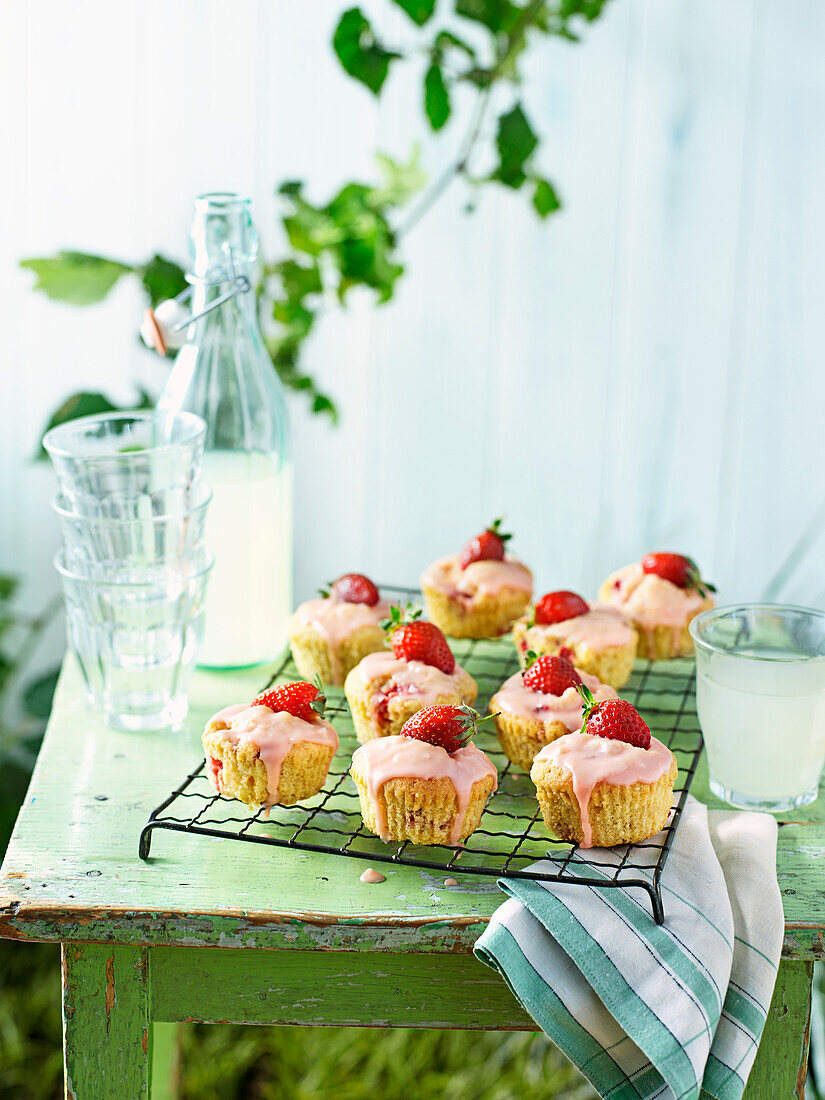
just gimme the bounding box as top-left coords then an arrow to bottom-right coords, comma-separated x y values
690,604 -> 825,812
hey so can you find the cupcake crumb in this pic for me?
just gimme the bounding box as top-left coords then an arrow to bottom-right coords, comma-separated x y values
360,868 -> 386,884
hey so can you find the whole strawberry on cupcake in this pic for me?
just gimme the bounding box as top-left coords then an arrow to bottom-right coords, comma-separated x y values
598,553 -> 716,661
491,648 -> 618,771
350,703 -> 498,845
513,589 -> 637,689
287,573 -> 395,687
531,686 -> 677,848
345,606 -> 478,744
203,680 -> 339,809
421,519 -> 533,639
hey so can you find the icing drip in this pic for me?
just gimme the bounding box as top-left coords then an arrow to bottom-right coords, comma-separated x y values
602,562 -> 705,649
354,651 -> 473,727
421,554 -> 532,601
525,604 -> 634,651
491,668 -> 617,729
207,703 -> 338,807
535,731 -> 674,847
352,735 -> 498,844
289,595 -> 391,682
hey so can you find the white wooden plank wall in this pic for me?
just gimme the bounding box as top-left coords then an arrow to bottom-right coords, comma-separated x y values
1,0 -> 823,676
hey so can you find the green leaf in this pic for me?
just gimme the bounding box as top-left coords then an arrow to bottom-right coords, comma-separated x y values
491,102 -> 539,188
332,8 -> 400,95
454,0 -> 518,32
273,260 -> 323,301
140,254 -> 187,307
391,0 -> 436,24
312,394 -> 339,423
20,251 -> 133,306
532,177 -> 561,217
21,668 -> 60,721
424,63 -> 451,131
434,30 -> 477,59
370,148 -> 427,209
38,389 -> 154,459
0,577 -> 19,603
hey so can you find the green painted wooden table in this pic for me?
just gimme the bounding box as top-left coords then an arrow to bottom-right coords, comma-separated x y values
0,653 -> 820,1099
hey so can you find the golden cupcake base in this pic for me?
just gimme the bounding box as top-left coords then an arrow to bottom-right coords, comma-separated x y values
288,622 -> 387,687
422,583 -> 531,640
349,766 -> 495,846
530,755 -> 677,847
492,710 -> 571,772
203,728 -> 335,808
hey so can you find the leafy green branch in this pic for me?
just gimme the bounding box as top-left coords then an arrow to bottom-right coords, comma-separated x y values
20,0 -> 611,439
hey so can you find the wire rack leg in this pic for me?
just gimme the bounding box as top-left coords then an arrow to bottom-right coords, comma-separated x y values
649,882 -> 665,925
138,824 -> 154,861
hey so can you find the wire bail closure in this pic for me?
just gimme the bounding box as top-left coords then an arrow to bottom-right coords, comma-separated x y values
140,242 -> 251,357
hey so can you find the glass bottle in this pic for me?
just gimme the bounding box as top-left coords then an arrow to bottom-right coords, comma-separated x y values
157,193 -> 292,668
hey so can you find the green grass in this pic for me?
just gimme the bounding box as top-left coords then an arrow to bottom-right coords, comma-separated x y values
0,940 -> 595,1100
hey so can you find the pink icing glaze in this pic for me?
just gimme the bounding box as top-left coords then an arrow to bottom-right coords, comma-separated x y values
526,604 -> 634,651
535,731 -> 674,848
421,554 -> 532,600
207,703 -> 338,807
289,595 -> 392,682
360,868 -> 386,884
491,668 -> 617,730
603,562 -> 705,629
355,650 -> 472,727
352,735 -> 498,844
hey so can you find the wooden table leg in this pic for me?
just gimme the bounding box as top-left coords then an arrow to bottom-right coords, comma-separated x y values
744,959 -> 813,1099
62,943 -> 154,1099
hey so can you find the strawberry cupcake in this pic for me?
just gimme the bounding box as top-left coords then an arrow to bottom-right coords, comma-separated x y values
344,608 -> 477,744
203,681 -> 339,809
350,704 -> 498,845
598,553 -> 716,661
513,590 -> 637,689
490,651 -> 617,772
288,573 -> 393,686
421,519 -> 533,639
531,687 -> 677,848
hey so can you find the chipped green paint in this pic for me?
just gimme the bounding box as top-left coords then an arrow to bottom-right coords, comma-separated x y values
151,946 -> 534,1030
62,944 -> 152,1099
744,959 -> 813,1098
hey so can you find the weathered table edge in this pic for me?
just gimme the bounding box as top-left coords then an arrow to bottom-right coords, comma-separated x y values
1,896 -> 823,958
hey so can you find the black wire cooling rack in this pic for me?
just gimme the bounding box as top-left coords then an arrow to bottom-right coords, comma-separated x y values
139,585 -> 702,923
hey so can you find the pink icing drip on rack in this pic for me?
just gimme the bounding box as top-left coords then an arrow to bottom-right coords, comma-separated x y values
352,735 -> 498,844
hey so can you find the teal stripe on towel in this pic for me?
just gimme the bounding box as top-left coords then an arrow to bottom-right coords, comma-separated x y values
500,879 -> 699,1100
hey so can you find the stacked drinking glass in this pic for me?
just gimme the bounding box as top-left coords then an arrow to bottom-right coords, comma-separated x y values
43,411 -> 214,731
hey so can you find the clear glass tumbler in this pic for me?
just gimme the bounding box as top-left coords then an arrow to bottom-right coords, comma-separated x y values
690,603 -> 825,811
43,411 -> 206,515
54,482 -> 212,573
55,548 -> 214,731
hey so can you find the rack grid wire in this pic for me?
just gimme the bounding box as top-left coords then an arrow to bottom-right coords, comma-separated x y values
139,585 -> 702,923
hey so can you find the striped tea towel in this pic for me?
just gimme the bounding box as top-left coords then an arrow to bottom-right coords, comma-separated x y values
474,797 -> 783,1100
